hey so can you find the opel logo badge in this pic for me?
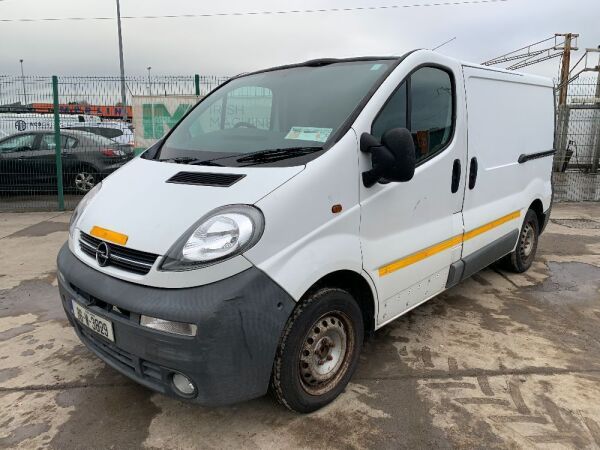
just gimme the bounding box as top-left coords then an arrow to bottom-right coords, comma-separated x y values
96,242 -> 110,267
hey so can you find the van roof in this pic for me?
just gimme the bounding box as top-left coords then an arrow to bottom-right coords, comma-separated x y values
241,54 -> 412,78
236,50 -> 552,87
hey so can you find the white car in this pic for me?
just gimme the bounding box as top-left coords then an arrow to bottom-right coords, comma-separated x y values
0,113 -> 100,137
57,50 -> 554,413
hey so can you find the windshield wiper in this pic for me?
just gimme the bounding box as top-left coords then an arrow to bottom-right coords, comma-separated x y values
236,147 -> 324,165
159,157 -> 199,164
159,156 -> 223,166
157,147 -> 323,167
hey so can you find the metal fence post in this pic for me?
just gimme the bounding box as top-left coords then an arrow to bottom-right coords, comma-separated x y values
194,74 -> 200,96
52,75 -> 65,211
591,71 -> 600,173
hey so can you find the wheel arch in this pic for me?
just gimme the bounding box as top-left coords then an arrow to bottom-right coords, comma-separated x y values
528,198 -> 546,234
301,270 -> 377,335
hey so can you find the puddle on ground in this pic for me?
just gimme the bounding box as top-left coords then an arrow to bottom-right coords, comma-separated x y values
523,261 -> 600,304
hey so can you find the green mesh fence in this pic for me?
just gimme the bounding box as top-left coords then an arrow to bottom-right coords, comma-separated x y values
0,74 -> 228,211
1,73 -> 599,211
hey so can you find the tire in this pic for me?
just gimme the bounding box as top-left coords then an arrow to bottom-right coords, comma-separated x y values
73,167 -> 99,194
503,209 -> 539,273
271,287 -> 364,413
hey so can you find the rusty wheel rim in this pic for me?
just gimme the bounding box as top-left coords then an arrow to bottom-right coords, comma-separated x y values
298,311 -> 355,396
520,221 -> 535,258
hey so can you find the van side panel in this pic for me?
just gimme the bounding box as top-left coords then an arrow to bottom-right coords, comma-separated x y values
245,130 -> 372,304
461,68 -> 554,261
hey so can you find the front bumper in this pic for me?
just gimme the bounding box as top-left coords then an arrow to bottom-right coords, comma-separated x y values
57,243 -> 295,406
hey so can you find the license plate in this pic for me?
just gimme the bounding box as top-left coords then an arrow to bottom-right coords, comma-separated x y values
72,300 -> 115,342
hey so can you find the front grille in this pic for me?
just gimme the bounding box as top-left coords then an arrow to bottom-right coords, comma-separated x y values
81,326 -> 137,372
70,283 -> 131,320
79,232 -> 159,275
79,326 -> 166,390
141,361 -> 163,382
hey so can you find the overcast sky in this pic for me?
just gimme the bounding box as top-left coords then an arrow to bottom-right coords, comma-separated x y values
0,0 -> 598,79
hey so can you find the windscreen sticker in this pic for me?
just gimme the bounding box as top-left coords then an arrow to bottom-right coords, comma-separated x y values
370,63 -> 383,71
285,126 -> 333,143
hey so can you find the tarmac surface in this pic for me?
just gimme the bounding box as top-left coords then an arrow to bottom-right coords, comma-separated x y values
0,202 -> 599,449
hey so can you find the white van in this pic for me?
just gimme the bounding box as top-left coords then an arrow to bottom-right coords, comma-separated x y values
57,50 -> 554,413
0,113 -> 100,137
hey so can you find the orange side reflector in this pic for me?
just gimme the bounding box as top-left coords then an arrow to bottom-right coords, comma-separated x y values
90,226 -> 128,246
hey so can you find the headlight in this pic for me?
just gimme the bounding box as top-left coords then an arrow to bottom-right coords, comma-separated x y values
69,182 -> 102,237
160,205 -> 264,271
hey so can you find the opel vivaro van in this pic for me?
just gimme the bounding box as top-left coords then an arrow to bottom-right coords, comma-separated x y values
57,50 -> 554,412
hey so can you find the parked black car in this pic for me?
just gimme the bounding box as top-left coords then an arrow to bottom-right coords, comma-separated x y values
0,130 -> 134,194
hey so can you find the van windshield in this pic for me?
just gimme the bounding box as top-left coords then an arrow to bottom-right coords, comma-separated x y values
156,59 -> 395,167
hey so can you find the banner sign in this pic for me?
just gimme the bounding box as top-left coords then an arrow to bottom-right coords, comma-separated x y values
31,103 -> 132,119
132,95 -> 200,150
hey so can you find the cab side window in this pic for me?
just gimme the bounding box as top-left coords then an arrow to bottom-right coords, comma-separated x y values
372,82 -> 407,138
372,66 -> 454,163
410,67 -> 453,159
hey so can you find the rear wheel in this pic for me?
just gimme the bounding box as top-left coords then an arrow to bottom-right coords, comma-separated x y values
73,168 -> 98,193
271,287 -> 363,413
503,209 -> 539,273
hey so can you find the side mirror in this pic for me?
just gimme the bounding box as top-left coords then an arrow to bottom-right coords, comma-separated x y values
360,128 -> 416,187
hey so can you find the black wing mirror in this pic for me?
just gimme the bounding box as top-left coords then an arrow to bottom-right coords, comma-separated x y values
360,128 -> 416,187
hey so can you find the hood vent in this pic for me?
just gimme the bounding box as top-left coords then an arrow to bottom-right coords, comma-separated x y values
166,171 -> 245,187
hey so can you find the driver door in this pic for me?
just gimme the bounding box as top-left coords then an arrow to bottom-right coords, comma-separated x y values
358,56 -> 468,326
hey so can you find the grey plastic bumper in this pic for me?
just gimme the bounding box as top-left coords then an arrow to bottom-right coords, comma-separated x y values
57,243 -> 295,406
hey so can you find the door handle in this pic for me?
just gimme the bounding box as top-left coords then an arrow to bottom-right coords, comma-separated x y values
468,157 -> 478,190
451,159 -> 461,193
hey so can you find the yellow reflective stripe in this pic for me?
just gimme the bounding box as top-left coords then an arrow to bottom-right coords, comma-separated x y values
378,210 -> 520,277
378,234 -> 462,276
463,210 -> 520,242
90,226 -> 129,246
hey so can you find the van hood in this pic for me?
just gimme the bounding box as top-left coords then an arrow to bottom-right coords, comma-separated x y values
77,157 -> 303,255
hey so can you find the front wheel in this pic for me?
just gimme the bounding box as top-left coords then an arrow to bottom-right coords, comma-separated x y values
271,287 -> 364,413
503,209 -> 539,273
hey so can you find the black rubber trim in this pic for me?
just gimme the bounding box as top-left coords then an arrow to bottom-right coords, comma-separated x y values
445,260 -> 465,289
57,243 -> 295,406
518,150 -> 556,164
540,206 -> 552,234
445,230 -> 519,287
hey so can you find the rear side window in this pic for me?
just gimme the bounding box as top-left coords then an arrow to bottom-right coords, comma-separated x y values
86,133 -> 119,146
372,66 -> 454,163
96,127 -> 123,139
65,136 -> 78,148
40,134 -> 78,150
